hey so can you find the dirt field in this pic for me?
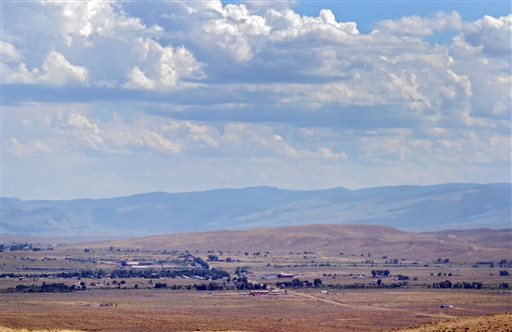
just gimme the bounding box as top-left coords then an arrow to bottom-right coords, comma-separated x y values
1,289 -> 511,331
393,312 -> 512,331
0,328 -> 81,332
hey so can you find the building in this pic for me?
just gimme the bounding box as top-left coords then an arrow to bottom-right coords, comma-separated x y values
278,273 -> 294,278
250,290 -> 270,296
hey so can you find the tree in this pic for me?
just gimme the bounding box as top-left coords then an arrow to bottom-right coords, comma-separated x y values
193,257 -> 209,269
207,255 -> 219,262
371,270 -> 390,278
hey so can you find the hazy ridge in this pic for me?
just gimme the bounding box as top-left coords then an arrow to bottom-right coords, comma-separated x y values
1,183 -> 510,238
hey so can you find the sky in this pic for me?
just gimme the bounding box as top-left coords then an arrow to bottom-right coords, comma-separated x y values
1,0 -> 511,200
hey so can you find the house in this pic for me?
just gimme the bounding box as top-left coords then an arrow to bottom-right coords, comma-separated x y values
250,290 -> 269,296
278,273 -> 294,278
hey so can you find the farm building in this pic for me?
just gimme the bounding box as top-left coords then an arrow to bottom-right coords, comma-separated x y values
278,273 -> 294,278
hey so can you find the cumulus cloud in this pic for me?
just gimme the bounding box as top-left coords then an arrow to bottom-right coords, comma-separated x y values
7,108 -> 350,162
464,15 -> 512,55
2,1 -> 202,90
373,11 -> 462,36
1,2 -> 511,197
2,1 -> 510,123
123,39 -> 203,90
3,50 -> 88,85
1,42 -> 23,62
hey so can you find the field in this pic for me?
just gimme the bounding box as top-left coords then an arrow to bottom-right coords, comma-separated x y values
1,289 -> 512,331
394,312 -> 512,331
0,225 -> 511,331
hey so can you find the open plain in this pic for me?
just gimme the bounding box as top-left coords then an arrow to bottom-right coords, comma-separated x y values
1,290 -> 512,331
0,225 -> 511,331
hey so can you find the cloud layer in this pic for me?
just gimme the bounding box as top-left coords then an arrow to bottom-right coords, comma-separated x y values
2,1 -> 511,198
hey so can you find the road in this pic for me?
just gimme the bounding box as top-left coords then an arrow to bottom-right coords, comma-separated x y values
286,290 -> 457,319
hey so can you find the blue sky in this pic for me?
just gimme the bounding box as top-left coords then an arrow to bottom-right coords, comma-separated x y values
1,1 -> 511,199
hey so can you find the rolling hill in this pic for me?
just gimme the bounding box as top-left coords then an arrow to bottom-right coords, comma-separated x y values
87,224 -> 512,262
1,183 -> 510,238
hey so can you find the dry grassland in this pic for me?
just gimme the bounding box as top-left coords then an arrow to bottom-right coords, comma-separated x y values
1,289 -> 511,331
392,312 -> 512,331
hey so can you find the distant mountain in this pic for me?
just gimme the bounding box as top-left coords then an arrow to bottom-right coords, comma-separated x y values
1,183 -> 510,238
86,224 -> 512,262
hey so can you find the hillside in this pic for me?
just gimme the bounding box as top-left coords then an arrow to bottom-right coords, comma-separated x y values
88,224 -> 511,262
1,183 -> 510,238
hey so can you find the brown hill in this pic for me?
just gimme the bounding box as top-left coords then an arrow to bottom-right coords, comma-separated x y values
84,224 -> 511,262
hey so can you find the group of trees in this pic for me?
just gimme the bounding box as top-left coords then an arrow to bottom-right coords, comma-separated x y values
276,278 -> 322,289
6,243 -> 43,251
371,270 -> 390,278
436,258 -> 450,264
193,257 -> 210,269
234,267 -> 250,277
0,268 -> 230,281
5,283 -> 82,293
498,259 -> 511,268
395,274 -> 410,281
232,276 -> 268,290
431,280 -> 483,289
109,268 -> 229,280
152,276 -> 268,291
323,282 -> 404,289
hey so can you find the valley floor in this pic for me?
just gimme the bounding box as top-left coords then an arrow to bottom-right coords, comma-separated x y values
1,289 -> 511,331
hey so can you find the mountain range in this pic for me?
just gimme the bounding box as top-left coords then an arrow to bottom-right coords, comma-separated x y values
1,183 -> 510,239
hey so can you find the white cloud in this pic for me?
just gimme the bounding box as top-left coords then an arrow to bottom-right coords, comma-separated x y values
41,51 -> 88,84
221,123 -> 347,161
4,138 -> 52,157
1,3 -> 511,197
161,121 -> 220,148
194,3 -> 272,62
373,12 -> 462,36
124,66 -> 156,90
464,15 -> 512,55
3,51 -> 88,85
53,112 -> 182,155
41,0 -> 147,46
267,8 -> 359,43
124,38 -> 203,90
140,131 -> 182,154
1,41 -> 23,62
2,2 -> 509,120
2,1 -> 201,90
